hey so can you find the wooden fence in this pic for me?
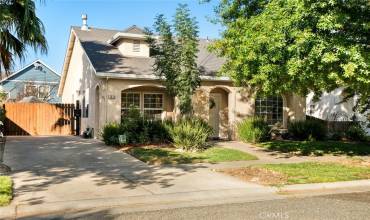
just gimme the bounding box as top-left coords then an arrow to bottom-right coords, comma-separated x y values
4,103 -> 75,136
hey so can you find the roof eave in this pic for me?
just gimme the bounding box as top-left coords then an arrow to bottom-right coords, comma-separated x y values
96,71 -> 231,82
107,32 -> 148,45
57,29 -> 76,96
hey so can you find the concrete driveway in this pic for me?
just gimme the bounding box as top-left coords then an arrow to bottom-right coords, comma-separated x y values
3,136 -> 270,207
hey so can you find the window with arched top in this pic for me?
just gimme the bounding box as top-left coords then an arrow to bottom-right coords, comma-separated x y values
255,95 -> 283,125
121,91 -> 164,119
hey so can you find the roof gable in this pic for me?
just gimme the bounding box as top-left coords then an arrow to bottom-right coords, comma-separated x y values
1,60 -> 60,84
123,25 -> 146,35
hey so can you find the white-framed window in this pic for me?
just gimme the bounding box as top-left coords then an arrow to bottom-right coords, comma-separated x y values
121,91 -> 164,119
38,85 -> 50,99
133,40 -> 140,52
24,85 -> 37,96
121,92 -> 140,115
24,84 -> 50,99
255,95 -> 283,125
143,93 -> 163,119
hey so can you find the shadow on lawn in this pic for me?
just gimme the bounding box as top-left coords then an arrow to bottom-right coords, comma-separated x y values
4,136 -> 207,206
261,140 -> 370,156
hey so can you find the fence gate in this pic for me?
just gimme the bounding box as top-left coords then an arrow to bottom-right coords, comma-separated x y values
4,103 -> 75,136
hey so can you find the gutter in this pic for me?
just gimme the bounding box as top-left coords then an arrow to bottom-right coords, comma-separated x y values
95,72 -> 232,82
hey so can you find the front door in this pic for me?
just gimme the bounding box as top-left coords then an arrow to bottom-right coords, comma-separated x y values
209,93 -> 221,138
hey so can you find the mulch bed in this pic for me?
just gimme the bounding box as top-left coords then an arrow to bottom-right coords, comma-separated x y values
114,143 -> 172,152
219,167 -> 288,186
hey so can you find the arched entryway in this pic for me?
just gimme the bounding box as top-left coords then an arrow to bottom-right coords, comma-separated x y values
209,87 -> 230,139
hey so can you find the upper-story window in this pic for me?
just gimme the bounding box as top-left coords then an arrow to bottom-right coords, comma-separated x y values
133,40 -> 140,52
25,85 -> 37,96
38,85 -> 50,99
24,84 -> 50,99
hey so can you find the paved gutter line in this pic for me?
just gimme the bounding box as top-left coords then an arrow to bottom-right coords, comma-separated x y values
12,188 -> 282,218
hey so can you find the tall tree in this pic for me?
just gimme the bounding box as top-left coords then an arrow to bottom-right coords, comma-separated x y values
147,4 -> 200,115
210,0 -> 370,115
0,0 -> 47,74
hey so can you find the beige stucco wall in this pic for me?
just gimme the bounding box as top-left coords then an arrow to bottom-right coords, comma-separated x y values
103,79 -> 174,124
83,77 -> 306,139
60,36 -> 305,139
60,36 -> 102,134
116,38 -> 150,57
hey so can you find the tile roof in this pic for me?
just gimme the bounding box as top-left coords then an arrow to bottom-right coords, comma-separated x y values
72,26 -> 225,78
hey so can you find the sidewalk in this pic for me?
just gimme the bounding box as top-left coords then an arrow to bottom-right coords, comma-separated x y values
1,187 -> 282,219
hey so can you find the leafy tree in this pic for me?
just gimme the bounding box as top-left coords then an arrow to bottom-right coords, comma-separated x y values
147,4 -> 200,115
0,0 -> 47,74
210,0 -> 370,115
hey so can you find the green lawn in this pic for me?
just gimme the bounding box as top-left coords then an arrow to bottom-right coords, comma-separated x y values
128,147 -> 258,165
0,176 -> 12,206
259,162 -> 370,185
260,140 -> 370,156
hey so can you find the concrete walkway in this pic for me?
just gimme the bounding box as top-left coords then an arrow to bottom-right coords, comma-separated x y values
1,136 -> 279,218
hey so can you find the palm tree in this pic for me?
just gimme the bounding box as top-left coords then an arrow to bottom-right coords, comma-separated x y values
0,0 -> 47,75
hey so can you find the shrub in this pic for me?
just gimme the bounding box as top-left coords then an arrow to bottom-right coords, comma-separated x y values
288,120 -> 327,141
346,124 -> 367,142
170,117 -> 213,151
147,120 -> 173,143
102,108 -> 173,146
101,122 -> 121,145
330,132 -> 345,141
237,117 -> 270,143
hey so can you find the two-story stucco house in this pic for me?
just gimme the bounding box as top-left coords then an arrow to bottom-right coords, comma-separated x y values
0,60 -> 61,103
58,16 -> 306,139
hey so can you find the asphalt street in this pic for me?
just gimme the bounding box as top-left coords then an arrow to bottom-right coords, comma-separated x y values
24,191 -> 370,220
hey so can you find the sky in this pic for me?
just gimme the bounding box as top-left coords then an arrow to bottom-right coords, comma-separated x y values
16,0 -> 222,74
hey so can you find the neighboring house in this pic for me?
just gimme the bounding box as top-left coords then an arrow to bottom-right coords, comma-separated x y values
307,88 -> 370,134
58,16 -> 306,139
0,60 -> 61,103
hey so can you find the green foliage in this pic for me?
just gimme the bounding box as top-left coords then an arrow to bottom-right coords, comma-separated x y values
101,108 -> 172,146
346,124 -> 367,142
0,0 -> 47,73
237,117 -> 270,143
210,0 -> 370,113
260,162 -> 370,185
147,4 -> 200,115
261,140 -> 370,156
0,176 -> 12,206
169,117 -> 213,151
288,120 -> 327,141
129,146 -> 257,165
101,122 -> 121,145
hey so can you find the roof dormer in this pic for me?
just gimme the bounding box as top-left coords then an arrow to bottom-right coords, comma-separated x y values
107,25 -> 150,57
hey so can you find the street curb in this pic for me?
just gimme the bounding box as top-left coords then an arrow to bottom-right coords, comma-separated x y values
1,188 -> 281,219
278,179 -> 370,194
